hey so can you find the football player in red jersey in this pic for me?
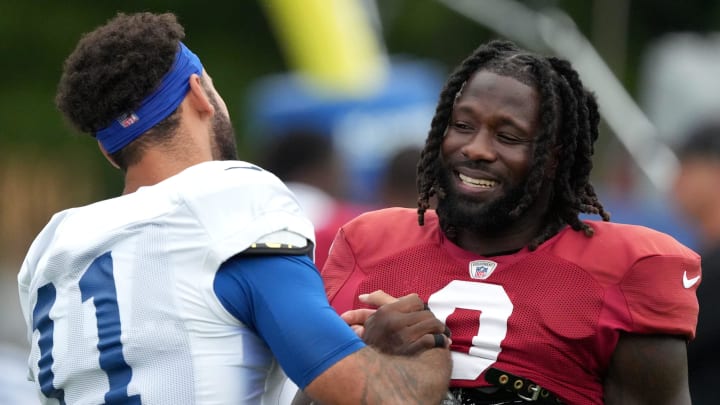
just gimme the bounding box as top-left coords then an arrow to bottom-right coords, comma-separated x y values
322,39 -> 700,405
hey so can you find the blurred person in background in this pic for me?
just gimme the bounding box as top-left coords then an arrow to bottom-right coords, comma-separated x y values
672,120 -> 720,404
378,145 -> 424,208
258,130 -> 371,270
322,39 -> 700,404
17,11 -> 451,404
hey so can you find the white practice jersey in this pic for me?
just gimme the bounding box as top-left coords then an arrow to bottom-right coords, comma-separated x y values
18,160 -> 316,405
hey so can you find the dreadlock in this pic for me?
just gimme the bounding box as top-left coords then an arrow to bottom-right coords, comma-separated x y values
416,39 -> 610,250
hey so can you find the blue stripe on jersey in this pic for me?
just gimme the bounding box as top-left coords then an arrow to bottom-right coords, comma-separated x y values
213,254 -> 365,390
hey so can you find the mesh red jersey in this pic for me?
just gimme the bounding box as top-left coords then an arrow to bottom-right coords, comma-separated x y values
323,208 -> 700,404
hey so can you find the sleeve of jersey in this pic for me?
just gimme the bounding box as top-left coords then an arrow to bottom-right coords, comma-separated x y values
213,254 -> 366,390
320,227 -> 360,315
17,210 -> 70,347
17,260 -> 32,346
187,165 -> 316,266
610,254 -> 700,339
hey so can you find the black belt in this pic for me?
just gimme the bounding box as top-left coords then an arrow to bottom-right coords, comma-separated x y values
445,387 -> 527,405
443,368 -> 564,405
484,368 -> 563,403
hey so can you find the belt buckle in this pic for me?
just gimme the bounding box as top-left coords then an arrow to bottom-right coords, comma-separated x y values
517,384 -> 540,401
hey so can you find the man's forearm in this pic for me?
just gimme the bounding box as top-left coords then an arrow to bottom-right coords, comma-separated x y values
351,346 -> 452,405
304,346 -> 451,405
383,347 -> 453,404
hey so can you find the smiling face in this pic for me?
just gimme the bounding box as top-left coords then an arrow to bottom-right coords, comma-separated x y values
437,70 -> 540,233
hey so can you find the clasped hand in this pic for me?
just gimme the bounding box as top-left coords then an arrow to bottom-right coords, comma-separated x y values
340,290 -> 451,355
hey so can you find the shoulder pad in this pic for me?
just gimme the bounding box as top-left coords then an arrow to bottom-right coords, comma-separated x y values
240,241 -> 314,258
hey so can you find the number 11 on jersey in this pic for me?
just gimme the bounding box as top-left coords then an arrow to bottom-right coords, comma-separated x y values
32,251 -> 141,404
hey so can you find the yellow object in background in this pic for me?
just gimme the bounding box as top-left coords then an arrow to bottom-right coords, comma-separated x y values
262,0 -> 388,97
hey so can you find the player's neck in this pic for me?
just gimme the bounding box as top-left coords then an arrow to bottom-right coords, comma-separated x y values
453,225 -> 536,257
122,148 -> 209,195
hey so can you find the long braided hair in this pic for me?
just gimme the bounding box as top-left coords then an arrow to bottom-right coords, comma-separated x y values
416,39 -> 610,250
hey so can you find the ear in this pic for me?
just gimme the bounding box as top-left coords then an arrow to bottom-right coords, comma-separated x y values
98,140 -> 121,170
187,72 -> 215,117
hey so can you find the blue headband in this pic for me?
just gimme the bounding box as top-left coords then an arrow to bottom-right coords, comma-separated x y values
96,42 -> 204,154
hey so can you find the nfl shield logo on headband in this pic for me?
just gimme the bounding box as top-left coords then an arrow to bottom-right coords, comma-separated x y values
469,260 -> 497,280
117,113 -> 139,128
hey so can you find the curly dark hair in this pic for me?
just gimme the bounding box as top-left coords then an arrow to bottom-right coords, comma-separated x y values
417,39 -> 610,250
55,12 -> 186,169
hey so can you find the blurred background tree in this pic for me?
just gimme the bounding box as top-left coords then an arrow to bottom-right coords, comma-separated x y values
2,0 -> 719,265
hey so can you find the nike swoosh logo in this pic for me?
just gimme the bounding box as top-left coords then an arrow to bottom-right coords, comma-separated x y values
683,271 -> 700,289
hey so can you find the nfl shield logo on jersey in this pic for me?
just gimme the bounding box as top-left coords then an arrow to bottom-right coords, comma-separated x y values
469,260 -> 498,280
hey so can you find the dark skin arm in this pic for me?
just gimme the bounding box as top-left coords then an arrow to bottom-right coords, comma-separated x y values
342,291 -> 452,355
604,333 -> 691,405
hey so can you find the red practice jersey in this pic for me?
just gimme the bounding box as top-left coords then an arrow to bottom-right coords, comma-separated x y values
323,208 -> 700,404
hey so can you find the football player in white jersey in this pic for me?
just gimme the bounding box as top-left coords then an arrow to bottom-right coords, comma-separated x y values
17,12 -> 452,405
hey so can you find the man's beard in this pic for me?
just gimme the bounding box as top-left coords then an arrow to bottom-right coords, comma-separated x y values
209,97 -> 238,160
436,165 -> 529,235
